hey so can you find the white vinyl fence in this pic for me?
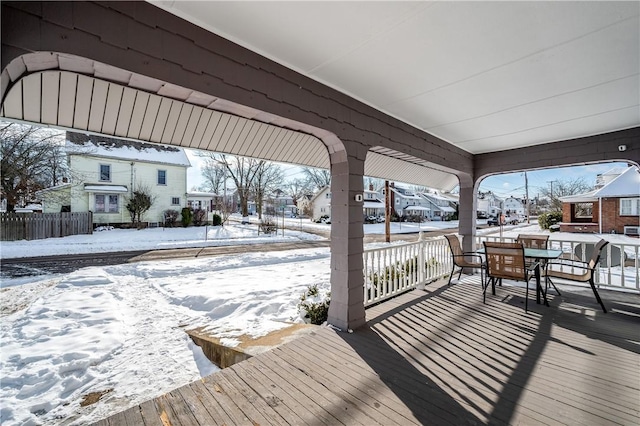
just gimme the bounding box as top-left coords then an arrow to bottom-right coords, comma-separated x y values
362,234 -> 640,308
476,235 -> 640,292
363,236 -> 452,307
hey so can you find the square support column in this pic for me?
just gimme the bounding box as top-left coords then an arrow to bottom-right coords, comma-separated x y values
458,182 -> 477,254
327,153 -> 366,331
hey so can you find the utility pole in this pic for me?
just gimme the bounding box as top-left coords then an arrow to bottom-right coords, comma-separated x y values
385,180 -> 391,243
525,172 -> 530,224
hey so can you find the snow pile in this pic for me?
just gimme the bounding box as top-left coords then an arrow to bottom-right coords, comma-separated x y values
0,248 -> 331,426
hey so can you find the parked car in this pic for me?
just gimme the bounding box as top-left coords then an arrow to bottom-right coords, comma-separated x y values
487,216 -> 500,226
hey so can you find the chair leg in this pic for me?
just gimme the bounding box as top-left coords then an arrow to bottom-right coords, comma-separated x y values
457,267 -> 463,281
588,277 -> 607,313
447,264 -> 455,286
546,277 -> 562,296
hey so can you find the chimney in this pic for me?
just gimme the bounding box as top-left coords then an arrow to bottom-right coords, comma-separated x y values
369,183 -> 374,191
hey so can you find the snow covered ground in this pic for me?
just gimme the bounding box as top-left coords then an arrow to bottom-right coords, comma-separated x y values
1,245 -> 332,425
1,219 -> 638,425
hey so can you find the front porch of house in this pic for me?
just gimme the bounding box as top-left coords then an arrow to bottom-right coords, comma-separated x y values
96,276 -> 639,425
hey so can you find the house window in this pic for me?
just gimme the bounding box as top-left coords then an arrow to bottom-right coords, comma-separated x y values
99,164 -> 111,182
158,170 -> 167,185
575,203 -> 593,218
171,197 -> 180,206
620,198 -> 640,216
95,194 -> 119,213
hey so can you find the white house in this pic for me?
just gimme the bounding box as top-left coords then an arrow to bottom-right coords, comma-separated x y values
363,185 -> 385,218
40,133 -> 190,226
418,191 -> 457,221
503,196 -> 526,216
477,191 -> 503,218
310,186 -> 331,221
384,184 -> 430,219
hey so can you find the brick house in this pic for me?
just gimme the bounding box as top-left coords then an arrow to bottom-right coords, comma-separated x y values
559,166 -> 640,236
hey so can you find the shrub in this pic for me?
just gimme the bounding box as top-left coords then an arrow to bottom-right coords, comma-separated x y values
297,284 -> 330,325
260,216 -> 278,234
181,207 -> 193,227
211,213 -> 222,226
538,211 -> 563,230
163,209 -> 179,227
192,208 -> 206,226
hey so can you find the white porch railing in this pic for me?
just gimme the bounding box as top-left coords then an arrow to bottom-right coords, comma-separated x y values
362,236 -> 451,307
362,234 -> 640,308
475,235 -> 640,292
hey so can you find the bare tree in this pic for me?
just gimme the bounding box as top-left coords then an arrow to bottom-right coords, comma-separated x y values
199,159 -> 227,194
539,177 -> 592,212
285,178 -> 312,207
208,154 -> 262,217
251,162 -> 284,219
125,184 -> 156,228
0,123 -> 67,210
302,167 -> 331,190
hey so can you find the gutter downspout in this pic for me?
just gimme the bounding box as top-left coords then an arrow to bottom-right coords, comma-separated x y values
599,197 -> 602,234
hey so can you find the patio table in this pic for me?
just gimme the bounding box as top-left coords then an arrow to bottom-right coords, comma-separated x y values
477,247 -> 563,305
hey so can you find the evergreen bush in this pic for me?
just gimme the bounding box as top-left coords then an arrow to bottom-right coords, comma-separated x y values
297,284 -> 330,325
211,213 -> 222,226
181,207 -> 193,227
538,211 -> 563,230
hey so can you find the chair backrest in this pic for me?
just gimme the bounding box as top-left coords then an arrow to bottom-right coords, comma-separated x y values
516,234 -> 549,249
444,234 -> 463,261
483,241 -> 527,281
588,239 -> 610,269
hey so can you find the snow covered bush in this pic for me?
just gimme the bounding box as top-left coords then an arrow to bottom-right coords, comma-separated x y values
297,284 -> 330,325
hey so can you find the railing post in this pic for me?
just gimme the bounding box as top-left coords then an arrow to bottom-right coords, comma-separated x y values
417,231 -> 426,290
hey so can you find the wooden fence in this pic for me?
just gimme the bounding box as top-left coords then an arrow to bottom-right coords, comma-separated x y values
0,212 -> 93,241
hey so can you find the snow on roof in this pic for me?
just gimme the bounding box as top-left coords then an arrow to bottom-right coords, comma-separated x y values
561,167 -> 640,201
594,167 -> 640,198
389,187 -> 421,200
36,183 -> 72,194
188,192 -> 219,197
66,133 -> 191,167
363,201 -> 384,209
84,184 -> 128,193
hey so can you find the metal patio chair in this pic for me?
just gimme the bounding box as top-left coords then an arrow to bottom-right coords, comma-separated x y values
483,241 -> 543,312
444,234 -> 485,286
545,239 -> 610,313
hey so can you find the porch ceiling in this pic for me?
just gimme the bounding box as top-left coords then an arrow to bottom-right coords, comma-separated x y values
152,1 -> 640,155
1,53 -> 461,191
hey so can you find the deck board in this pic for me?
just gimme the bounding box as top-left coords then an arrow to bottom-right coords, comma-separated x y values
96,278 -> 640,425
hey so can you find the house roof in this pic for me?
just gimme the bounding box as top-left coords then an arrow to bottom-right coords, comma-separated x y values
309,186 -> 330,203
36,183 -> 72,194
363,201 -> 384,209
389,187 -> 422,200
84,184 -> 128,193
66,133 -> 191,167
561,167 -> 640,201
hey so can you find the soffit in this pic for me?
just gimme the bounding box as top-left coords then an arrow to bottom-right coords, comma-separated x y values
1,69 -> 330,169
1,52 -> 462,191
152,1 -> 640,154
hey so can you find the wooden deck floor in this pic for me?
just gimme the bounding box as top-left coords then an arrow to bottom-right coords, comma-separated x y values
96,278 -> 640,425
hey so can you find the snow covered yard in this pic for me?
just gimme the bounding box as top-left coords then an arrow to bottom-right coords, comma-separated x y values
0,223 -> 325,260
0,247 -> 331,426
